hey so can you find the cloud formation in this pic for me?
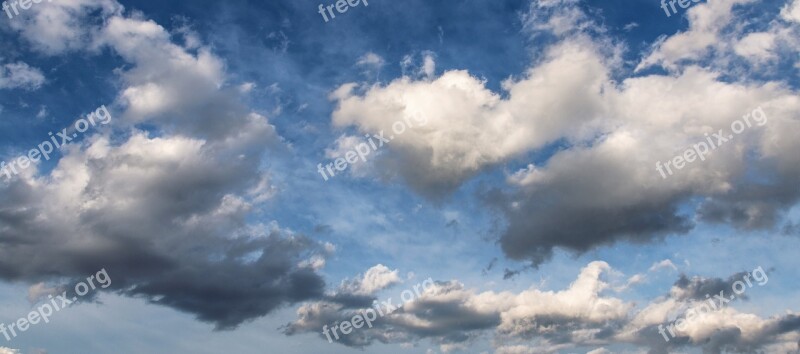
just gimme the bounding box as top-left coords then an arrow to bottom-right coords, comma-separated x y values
0,0 -> 329,330
288,262 -> 800,353
327,0 -> 800,265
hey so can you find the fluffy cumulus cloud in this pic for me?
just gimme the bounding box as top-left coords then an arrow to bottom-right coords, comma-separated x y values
0,0 -> 329,329
616,270 -> 800,354
288,262 -> 800,353
328,0 -> 800,265
331,35 -> 612,198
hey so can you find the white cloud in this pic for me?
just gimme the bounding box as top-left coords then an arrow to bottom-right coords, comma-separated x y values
36,105 -> 48,118
331,36 -> 610,196
339,264 -> 402,296
782,0 -> 800,22
238,82 -> 256,93
356,52 -> 385,69
0,61 -> 45,90
650,260 -> 679,273
734,32 -> 777,62
637,0 -> 756,71
419,52 -> 436,79
6,0 -> 122,54
522,0 -> 591,37
6,0 -> 258,139
586,349 -> 611,354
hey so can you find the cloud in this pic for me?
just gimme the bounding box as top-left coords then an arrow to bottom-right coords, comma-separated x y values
637,0 -> 757,71
287,262 -> 800,353
339,264 -> 402,296
99,16 -> 260,139
586,349 -> 611,354
0,131 -> 330,329
324,135 -> 379,178
0,62 -> 45,90
639,0 -> 800,74
331,35 -> 611,198
734,32 -> 777,63
649,260 -> 679,273
0,0 -> 328,330
356,52 -> 385,70
327,0 -> 800,266
782,0 -> 800,23
670,272 -> 752,301
418,52 -> 436,79
495,4 -> 800,265
26,282 -> 61,304
5,0 -> 122,54
286,262 -> 631,349
521,0 -> 592,37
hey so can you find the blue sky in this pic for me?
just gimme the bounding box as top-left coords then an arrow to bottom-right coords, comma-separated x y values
0,0 -> 799,353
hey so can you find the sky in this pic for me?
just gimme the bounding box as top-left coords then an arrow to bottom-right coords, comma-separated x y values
0,0 -> 799,353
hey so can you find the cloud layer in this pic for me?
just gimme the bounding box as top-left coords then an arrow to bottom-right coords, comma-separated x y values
288,261 -> 799,353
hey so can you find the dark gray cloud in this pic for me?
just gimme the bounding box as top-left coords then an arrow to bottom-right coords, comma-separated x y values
487,140 -> 800,267
284,280 -> 500,348
124,235 -> 326,330
389,295 -> 501,337
0,125 -> 329,330
371,148 -> 478,201
0,189 -> 328,329
673,272 -> 751,301
697,167 -> 800,230
486,185 -> 693,265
